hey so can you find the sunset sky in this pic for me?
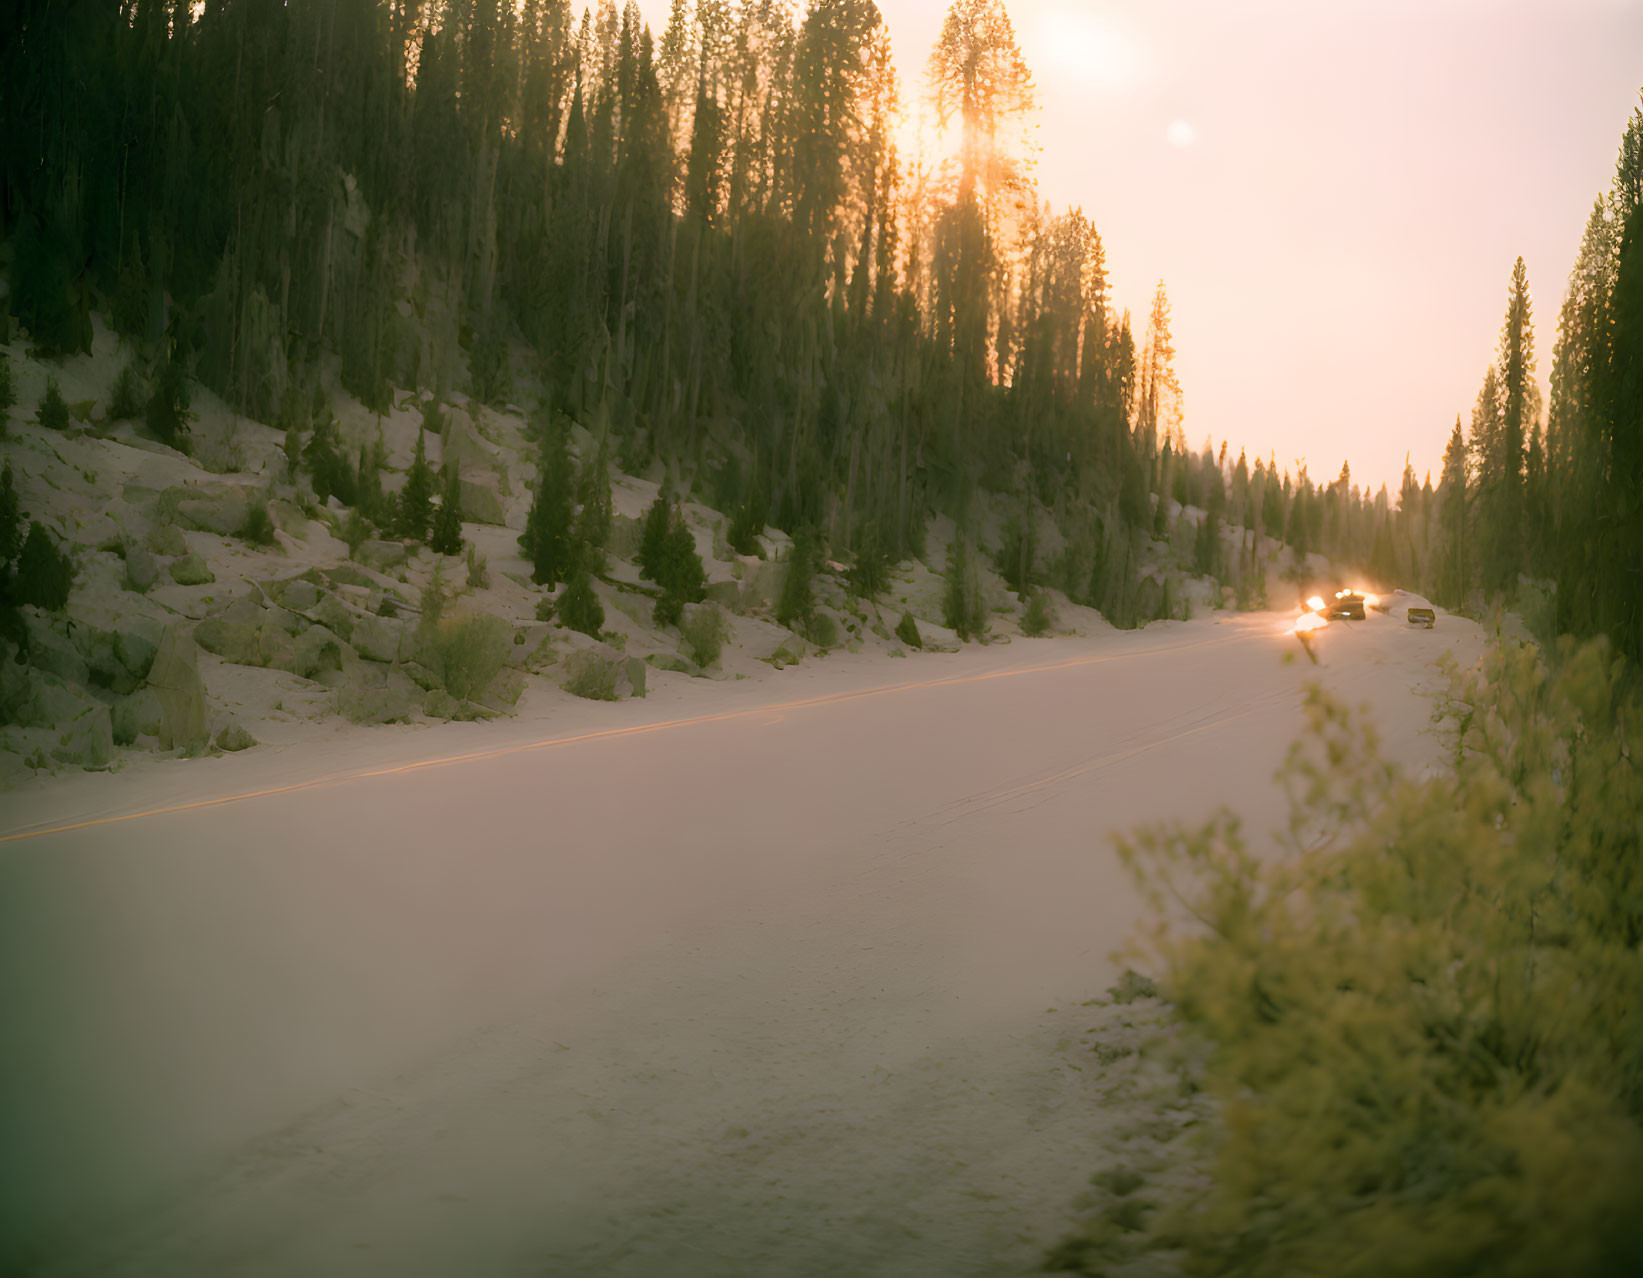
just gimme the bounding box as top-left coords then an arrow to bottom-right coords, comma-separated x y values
634,0 -> 1642,493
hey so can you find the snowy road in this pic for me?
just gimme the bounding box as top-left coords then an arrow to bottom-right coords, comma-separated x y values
0,612 -> 1477,1276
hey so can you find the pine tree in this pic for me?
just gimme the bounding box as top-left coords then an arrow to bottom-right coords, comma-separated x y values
0,463 -> 21,568
655,512 -> 708,628
1438,417 -> 1470,607
429,464 -> 465,556
636,490 -> 672,582
1603,112 -> 1643,658
37,376 -> 69,431
776,530 -> 817,636
575,440 -> 613,556
848,519 -> 890,599
943,534 -> 983,640
557,543 -> 605,637
0,359 -> 15,433
521,421 -> 576,586
399,428 -> 437,542
145,349 -> 192,452
13,523 -> 74,611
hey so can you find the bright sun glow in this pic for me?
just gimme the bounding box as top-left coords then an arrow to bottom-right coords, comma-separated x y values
1027,10 -> 1147,91
1166,119 -> 1196,147
1294,612 -> 1328,635
1306,596 -> 1326,612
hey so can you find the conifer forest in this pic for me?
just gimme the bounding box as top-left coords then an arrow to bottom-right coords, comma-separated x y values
4,0 -> 1632,646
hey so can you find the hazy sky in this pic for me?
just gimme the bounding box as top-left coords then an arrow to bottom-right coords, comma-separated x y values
634,0 -> 1643,492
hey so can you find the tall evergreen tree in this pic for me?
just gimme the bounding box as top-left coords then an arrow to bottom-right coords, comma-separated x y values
521,420 -> 576,586
429,464 -> 465,556
399,428 -> 437,542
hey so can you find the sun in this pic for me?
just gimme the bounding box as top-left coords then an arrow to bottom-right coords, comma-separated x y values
1028,9 -> 1146,92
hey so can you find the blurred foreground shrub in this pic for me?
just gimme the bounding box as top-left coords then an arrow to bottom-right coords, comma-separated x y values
1052,638 -> 1643,1277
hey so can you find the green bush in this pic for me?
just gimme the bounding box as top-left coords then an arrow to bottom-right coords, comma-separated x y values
36,375 -> 69,431
109,361 -> 145,421
1021,590 -> 1051,636
562,656 -> 618,701
1056,640 -> 1643,1278
465,543 -> 489,590
680,602 -> 726,668
420,612 -> 511,702
241,500 -> 276,547
895,609 -> 921,649
807,611 -> 838,648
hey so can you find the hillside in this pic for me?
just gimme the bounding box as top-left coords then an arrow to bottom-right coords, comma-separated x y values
0,310 -> 1326,789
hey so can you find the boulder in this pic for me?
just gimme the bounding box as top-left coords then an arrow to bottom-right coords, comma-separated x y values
443,417 -> 502,474
457,474 -> 508,527
337,670 -> 419,725
146,626 -> 210,751
80,629 -> 141,695
256,622 -> 298,672
143,522 -> 189,557
402,662 -> 441,692
356,539 -> 409,572
281,578 -> 321,611
913,619 -> 961,652
214,721 -> 258,752
262,605 -> 304,635
644,652 -> 702,677
473,667 -> 527,714
350,613 -> 403,663
193,617 -> 261,666
111,688 -> 163,745
216,594 -> 267,629
176,489 -> 249,536
169,554 -> 215,586
114,625 -> 160,681
310,593 -> 355,641
555,647 -> 645,701
422,688 -> 493,721
292,624 -> 348,679
124,545 -> 159,593
23,613 -> 90,686
51,701 -> 114,769
422,688 -> 460,719
609,513 -> 645,560
704,580 -> 742,610
739,560 -> 785,613
268,499 -> 308,536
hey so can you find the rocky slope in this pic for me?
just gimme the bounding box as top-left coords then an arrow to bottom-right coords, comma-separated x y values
0,316 -> 1310,791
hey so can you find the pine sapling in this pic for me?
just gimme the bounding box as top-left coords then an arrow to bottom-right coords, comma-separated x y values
37,376 -> 69,431
429,464 -> 465,556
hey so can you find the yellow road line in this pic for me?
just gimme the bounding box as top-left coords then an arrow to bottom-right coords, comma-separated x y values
1,632 -> 1249,846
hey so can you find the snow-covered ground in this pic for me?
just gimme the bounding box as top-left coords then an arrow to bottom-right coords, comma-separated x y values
0,603 -> 1483,1277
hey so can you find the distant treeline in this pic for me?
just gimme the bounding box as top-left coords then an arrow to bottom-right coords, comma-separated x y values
1,2 -> 1638,651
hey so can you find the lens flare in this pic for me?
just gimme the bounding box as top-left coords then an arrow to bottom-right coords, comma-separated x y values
1294,612 -> 1328,634
1306,596 -> 1326,612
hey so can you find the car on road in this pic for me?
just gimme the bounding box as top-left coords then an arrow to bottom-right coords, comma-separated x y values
1304,588 -> 1369,621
